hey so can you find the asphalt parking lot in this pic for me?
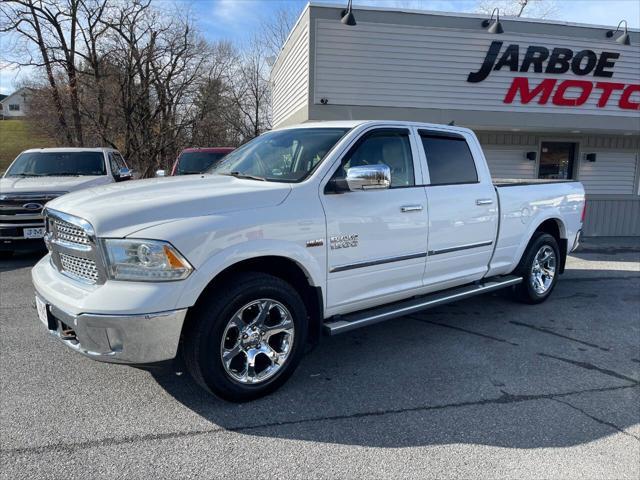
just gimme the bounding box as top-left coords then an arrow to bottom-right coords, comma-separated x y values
1,245 -> 639,479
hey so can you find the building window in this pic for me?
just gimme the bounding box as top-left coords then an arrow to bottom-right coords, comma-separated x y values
9,104 -> 20,111
539,142 -> 576,180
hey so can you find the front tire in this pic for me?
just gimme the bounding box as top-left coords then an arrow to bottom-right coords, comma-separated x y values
513,233 -> 560,304
183,272 -> 308,402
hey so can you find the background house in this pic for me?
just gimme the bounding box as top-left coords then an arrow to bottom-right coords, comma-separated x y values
0,88 -> 31,119
271,3 -> 640,237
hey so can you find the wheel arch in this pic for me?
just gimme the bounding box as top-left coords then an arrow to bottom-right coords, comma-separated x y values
520,217 -> 568,274
183,255 -> 324,349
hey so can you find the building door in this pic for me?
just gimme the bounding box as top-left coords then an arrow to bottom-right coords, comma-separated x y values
539,142 -> 576,179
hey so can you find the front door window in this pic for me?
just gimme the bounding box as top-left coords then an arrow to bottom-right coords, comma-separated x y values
539,142 -> 576,179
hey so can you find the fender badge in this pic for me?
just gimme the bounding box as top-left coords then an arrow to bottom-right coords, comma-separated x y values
306,239 -> 324,248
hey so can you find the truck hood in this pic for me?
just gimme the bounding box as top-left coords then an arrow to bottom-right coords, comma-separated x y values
0,175 -> 111,194
45,174 -> 292,237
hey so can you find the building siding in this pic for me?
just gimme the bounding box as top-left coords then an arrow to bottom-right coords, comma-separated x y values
579,152 -> 638,195
313,20 -> 640,118
483,148 -> 537,179
271,17 -> 310,128
583,197 -> 640,236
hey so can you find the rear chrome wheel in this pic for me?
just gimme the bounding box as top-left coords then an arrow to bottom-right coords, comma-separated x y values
513,232 -> 560,304
220,299 -> 295,385
530,245 -> 556,295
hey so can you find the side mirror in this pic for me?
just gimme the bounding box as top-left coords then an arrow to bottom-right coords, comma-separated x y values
116,167 -> 132,181
345,164 -> 391,191
155,169 -> 166,177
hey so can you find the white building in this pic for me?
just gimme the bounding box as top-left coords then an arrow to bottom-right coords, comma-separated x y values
271,3 -> 640,237
0,88 -> 31,118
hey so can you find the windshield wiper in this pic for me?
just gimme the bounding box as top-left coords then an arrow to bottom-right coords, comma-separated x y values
8,173 -> 45,177
223,171 -> 266,181
45,173 -> 81,176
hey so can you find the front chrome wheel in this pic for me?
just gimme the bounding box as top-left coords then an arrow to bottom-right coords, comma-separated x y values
220,299 -> 295,385
530,245 -> 556,295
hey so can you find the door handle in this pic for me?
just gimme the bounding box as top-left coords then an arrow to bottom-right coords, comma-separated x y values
401,205 -> 423,212
476,199 -> 493,206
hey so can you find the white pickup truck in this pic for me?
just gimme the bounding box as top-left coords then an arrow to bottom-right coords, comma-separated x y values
1,147 -> 131,257
32,121 -> 585,402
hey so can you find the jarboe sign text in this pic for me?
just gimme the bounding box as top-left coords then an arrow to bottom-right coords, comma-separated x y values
467,41 -> 640,110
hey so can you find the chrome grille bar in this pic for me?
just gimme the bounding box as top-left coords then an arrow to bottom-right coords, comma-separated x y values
44,208 -> 106,285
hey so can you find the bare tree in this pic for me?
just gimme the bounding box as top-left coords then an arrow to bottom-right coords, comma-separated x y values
258,4 -> 301,58
190,41 -> 241,147
101,1 -> 212,176
1,0 -> 76,143
475,0 -> 557,18
2,0 -> 284,175
228,37 -> 271,141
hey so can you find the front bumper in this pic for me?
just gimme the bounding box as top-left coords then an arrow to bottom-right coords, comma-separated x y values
35,292 -> 187,364
0,215 -> 45,248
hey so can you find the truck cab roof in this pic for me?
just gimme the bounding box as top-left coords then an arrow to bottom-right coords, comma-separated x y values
275,119 -> 475,136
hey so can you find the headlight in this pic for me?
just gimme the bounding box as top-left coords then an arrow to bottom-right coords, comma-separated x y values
102,239 -> 193,281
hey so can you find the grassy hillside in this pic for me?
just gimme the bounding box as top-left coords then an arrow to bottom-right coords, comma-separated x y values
0,120 -> 56,173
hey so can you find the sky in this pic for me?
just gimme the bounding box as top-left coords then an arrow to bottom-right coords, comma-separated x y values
1,0 -> 639,94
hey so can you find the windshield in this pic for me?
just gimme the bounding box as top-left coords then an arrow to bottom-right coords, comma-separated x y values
5,151 -> 106,177
177,151 -> 229,175
210,128 -> 351,182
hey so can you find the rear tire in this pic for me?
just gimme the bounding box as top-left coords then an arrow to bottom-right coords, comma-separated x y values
513,233 -> 560,304
183,272 -> 308,402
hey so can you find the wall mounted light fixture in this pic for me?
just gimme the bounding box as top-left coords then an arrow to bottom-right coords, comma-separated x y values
526,151 -> 537,161
482,8 -> 503,34
606,20 -> 630,45
341,0 -> 356,26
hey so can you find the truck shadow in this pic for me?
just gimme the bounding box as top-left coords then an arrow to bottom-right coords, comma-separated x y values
151,273 -> 640,449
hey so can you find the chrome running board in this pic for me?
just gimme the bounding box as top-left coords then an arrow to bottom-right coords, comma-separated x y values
323,275 -> 522,335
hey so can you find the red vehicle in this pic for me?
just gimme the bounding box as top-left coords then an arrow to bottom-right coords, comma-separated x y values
171,147 -> 235,176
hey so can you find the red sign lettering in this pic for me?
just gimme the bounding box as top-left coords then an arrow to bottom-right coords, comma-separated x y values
504,77 -> 640,110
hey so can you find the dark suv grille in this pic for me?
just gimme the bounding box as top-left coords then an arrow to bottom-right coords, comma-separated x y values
0,192 -> 65,238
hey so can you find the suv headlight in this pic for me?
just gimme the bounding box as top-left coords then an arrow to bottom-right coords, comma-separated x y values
102,239 -> 193,281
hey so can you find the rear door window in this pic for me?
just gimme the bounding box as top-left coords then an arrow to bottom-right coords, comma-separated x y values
419,131 -> 478,185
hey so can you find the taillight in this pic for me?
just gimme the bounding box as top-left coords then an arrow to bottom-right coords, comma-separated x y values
581,202 -> 587,223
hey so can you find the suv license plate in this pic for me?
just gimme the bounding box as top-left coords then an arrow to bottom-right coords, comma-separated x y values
24,227 -> 45,239
35,296 -> 49,327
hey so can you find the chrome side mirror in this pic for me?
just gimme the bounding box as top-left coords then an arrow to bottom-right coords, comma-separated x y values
155,169 -> 166,177
116,167 -> 132,181
345,164 -> 391,191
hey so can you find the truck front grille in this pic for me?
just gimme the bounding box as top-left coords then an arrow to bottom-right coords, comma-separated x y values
45,209 -> 105,285
59,253 -> 99,283
53,219 -> 90,245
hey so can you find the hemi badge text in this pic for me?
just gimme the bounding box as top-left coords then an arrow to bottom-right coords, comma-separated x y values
306,239 -> 324,248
